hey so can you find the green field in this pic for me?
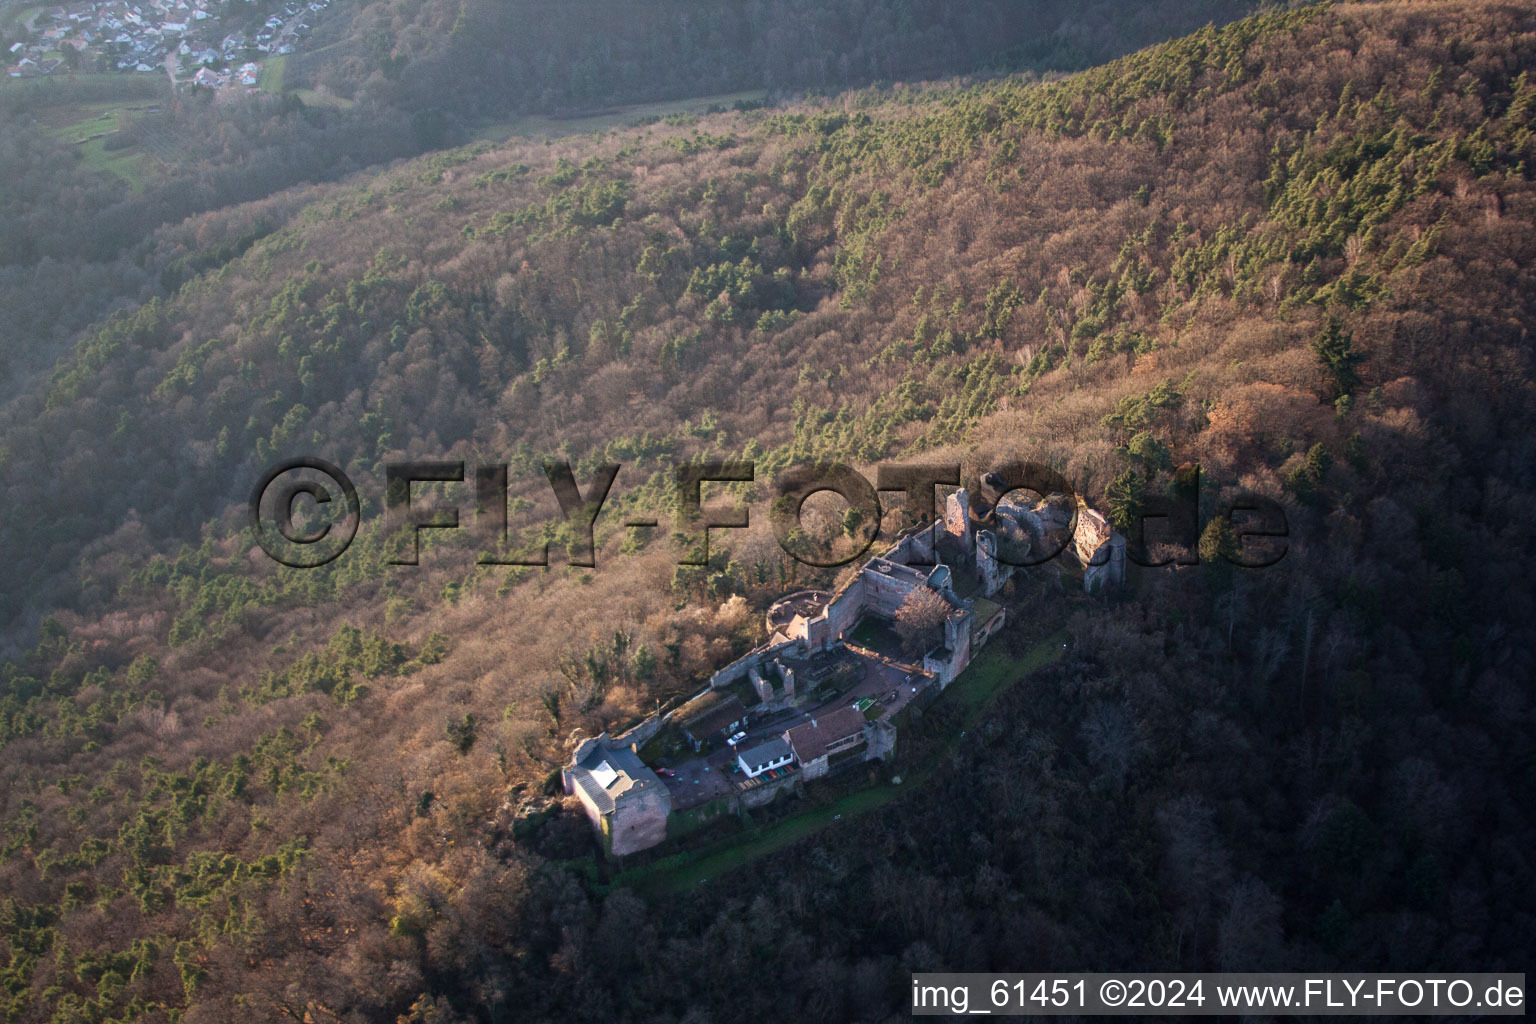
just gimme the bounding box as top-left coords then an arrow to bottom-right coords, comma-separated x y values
474,89 -> 768,143
0,3 -> 43,31
0,71 -> 140,96
292,86 -> 354,109
71,132 -> 147,187
35,99 -> 155,189
615,629 -> 1068,894
38,100 -> 138,139
259,55 -> 285,93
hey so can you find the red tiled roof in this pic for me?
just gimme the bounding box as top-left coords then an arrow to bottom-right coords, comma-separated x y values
785,705 -> 866,762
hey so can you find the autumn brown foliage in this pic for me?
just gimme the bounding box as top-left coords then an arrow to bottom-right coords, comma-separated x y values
1,2 -> 1535,1021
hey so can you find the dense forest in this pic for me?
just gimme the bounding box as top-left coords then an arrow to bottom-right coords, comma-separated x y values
314,0 -> 1266,114
0,0 -> 1260,390
0,79 -> 424,388
1,0 -> 1534,1021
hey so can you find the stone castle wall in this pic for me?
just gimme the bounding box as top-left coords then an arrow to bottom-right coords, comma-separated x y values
614,714 -> 667,751
608,785 -> 671,857
736,773 -> 799,810
860,566 -> 922,618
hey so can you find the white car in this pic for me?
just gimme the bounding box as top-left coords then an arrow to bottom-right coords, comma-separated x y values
727,731 -> 747,746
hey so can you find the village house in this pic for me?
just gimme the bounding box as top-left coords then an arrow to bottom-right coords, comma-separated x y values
736,737 -> 793,778
3,0 -> 330,81
784,706 -> 868,780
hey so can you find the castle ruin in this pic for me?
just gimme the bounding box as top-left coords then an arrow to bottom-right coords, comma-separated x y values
562,486 -> 1125,856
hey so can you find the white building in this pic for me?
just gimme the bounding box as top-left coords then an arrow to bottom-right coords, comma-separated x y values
736,737 -> 793,778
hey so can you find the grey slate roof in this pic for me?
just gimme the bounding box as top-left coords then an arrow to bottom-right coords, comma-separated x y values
569,741 -> 660,814
738,737 -> 792,769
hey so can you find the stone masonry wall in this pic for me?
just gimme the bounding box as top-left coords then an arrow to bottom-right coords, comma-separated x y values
861,566 -> 922,618
608,785 -> 671,857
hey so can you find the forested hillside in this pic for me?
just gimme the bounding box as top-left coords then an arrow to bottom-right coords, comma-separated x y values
312,0 -> 1262,114
1,2 -> 1534,1021
0,79 -> 429,389
0,0 -> 1258,392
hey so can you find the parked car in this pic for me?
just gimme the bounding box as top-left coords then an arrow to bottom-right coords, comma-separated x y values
727,730 -> 747,746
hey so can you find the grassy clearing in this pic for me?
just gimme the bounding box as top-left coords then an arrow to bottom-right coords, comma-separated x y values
474,89 -> 768,143
293,86 -> 353,109
0,72 -> 139,98
259,55 -> 285,93
35,99 -> 153,189
620,778 -> 898,895
0,3 -> 42,31
36,100 -> 139,138
615,628 -> 1068,895
943,630 -> 1068,719
73,133 -> 147,188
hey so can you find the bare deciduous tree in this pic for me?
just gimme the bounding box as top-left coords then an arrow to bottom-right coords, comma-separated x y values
894,587 -> 951,657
